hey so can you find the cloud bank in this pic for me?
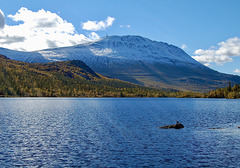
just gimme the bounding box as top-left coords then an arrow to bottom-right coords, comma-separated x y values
0,9 -> 5,29
82,16 -> 115,31
192,37 -> 240,66
0,8 -> 104,51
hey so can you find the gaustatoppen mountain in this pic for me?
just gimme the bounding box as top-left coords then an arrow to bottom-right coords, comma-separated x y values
1,35 -> 240,92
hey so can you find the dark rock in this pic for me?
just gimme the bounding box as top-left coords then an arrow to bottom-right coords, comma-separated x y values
158,123 -> 184,129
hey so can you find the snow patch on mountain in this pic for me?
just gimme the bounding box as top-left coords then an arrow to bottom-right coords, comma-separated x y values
0,47 -> 47,63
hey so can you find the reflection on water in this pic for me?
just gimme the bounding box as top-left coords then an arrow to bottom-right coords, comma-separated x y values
0,98 -> 240,167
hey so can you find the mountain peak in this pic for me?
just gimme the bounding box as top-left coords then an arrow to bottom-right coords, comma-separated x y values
92,35 -> 161,46
71,35 -> 200,67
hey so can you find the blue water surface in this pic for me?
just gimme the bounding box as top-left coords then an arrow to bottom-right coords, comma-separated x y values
0,98 -> 240,167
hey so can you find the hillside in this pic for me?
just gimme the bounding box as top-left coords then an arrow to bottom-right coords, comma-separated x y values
37,35 -> 240,92
0,55 -> 168,97
2,35 -> 240,92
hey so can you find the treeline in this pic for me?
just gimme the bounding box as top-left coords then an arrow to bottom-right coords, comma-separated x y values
1,55 -> 240,98
171,82 -> 240,99
205,82 -> 240,99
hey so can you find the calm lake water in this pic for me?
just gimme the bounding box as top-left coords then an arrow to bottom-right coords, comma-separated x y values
1,98 -> 240,167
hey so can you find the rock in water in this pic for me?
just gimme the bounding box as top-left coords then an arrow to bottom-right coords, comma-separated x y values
158,123 -> 184,129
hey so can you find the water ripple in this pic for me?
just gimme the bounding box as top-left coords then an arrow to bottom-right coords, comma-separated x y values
0,98 -> 240,167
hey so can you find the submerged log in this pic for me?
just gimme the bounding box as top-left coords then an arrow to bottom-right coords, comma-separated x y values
158,123 -> 184,129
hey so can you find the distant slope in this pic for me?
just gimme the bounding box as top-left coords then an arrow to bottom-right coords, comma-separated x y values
0,47 -> 47,63
0,55 -> 167,97
37,35 -> 240,92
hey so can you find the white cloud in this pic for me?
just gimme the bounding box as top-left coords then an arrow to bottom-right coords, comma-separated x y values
192,37 -> 240,66
88,32 -> 100,41
0,8 -> 101,51
192,54 -> 232,66
82,16 -> 115,31
0,9 -> 5,29
120,25 -> 131,28
234,68 -> 240,73
181,44 -> 187,50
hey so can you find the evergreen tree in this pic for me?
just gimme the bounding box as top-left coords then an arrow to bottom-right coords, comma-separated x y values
227,82 -> 232,92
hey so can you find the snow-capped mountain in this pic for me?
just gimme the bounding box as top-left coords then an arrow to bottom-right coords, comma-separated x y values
1,35 -> 240,92
38,35 -> 202,67
0,47 -> 47,63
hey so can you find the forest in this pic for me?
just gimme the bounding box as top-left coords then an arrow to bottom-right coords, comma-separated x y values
205,82 -> 240,99
0,55 -> 239,98
0,55 -> 168,97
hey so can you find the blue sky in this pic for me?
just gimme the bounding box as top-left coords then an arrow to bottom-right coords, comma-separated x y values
0,0 -> 240,75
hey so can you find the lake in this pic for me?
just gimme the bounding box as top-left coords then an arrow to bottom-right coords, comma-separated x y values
0,98 -> 240,167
